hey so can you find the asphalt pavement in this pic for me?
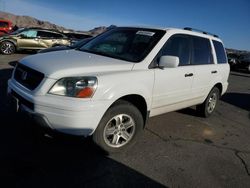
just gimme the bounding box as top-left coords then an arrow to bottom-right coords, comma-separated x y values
0,52 -> 249,188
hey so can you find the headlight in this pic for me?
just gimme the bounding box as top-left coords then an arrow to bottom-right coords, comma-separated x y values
49,77 -> 97,98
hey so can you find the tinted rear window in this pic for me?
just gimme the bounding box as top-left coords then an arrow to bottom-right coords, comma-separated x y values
37,31 -> 64,38
213,40 -> 227,64
192,36 -> 213,65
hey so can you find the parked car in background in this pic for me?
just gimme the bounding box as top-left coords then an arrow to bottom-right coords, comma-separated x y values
64,32 -> 92,45
38,37 -> 92,53
0,27 -> 70,55
238,53 -> 250,72
0,19 -> 12,36
227,53 -> 240,70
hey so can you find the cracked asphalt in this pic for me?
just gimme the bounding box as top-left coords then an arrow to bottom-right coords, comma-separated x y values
0,53 -> 249,188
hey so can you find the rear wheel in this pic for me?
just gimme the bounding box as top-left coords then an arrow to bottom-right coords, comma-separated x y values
0,41 -> 16,55
93,100 -> 144,154
197,87 -> 220,117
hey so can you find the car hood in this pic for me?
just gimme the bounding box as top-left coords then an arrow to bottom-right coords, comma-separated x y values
19,50 -> 134,79
38,46 -> 71,53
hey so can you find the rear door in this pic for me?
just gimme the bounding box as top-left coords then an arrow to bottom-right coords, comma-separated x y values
49,32 -> 69,46
190,36 -> 216,99
36,31 -> 55,48
37,31 -> 69,47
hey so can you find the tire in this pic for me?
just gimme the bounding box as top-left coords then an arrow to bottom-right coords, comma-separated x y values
0,41 -> 16,55
196,87 -> 220,118
93,100 -> 144,154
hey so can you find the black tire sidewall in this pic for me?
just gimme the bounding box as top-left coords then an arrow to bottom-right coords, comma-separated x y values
93,101 -> 144,153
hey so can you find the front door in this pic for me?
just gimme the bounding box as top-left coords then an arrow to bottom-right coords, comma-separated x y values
151,34 -> 194,116
17,30 -> 40,49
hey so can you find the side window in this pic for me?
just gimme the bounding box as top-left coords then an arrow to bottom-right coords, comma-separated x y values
213,40 -> 227,64
50,32 -> 64,39
20,30 -> 37,38
192,36 -> 213,65
161,34 -> 191,66
37,31 -> 54,38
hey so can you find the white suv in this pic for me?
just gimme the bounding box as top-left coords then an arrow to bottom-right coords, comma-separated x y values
8,27 -> 229,153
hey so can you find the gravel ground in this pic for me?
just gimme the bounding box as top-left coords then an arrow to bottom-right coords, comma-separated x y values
0,53 -> 249,188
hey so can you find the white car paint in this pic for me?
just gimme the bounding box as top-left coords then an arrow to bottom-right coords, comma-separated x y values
8,27 -> 230,136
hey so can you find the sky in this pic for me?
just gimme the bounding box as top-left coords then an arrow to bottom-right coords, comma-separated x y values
1,0 -> 250,50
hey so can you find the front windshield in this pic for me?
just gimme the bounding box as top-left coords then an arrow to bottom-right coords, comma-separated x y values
79,28 -> 165,62
10,28 -> 26,35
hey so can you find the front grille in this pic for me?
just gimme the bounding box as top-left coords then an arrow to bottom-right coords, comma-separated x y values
14,63 -> 44,90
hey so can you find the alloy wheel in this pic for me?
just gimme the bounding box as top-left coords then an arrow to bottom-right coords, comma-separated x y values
1,42 -> 15,54
207,92 -> 217,113
103,114 -> 135,148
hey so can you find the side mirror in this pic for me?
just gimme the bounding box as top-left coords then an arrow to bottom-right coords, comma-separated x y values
159,55 -> 179,68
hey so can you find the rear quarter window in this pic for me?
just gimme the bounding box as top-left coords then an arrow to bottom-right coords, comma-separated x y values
213,40 -> 227,64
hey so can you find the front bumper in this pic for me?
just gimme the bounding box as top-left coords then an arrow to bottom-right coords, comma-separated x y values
8,79 -> 112,137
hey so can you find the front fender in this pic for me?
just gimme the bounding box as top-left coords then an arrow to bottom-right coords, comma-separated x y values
93,70 -> 154,111
0,38 -> 17,46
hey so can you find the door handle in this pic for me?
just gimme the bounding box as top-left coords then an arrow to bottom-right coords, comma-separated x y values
211,70 -> 217,74
185,73 -> 193,77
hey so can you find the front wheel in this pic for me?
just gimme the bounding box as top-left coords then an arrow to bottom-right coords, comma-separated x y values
0,41 -> 16,55
197,87 -> 220,117
93,100 -> 144,154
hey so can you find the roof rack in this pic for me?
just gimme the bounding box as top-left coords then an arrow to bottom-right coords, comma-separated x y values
184,27 -> 218,38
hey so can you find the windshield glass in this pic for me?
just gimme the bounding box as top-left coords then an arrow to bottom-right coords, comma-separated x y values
10,28 -> 26,35
79,27 -> 165,62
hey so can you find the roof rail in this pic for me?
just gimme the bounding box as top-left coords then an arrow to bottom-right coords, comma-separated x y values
184,27 -> 218,38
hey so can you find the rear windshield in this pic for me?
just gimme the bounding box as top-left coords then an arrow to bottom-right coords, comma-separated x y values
79,27 -> 165,62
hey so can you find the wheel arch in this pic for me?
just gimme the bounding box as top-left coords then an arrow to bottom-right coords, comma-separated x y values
110,94 -> 149,127
213,82 -> 223,96
0,39 -> 17,46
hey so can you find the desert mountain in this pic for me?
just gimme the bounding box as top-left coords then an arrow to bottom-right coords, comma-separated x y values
0,11 -> 109,35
